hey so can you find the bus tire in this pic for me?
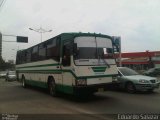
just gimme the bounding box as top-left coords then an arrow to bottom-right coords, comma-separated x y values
48,77 -> 57,97
22,76 -> 27,88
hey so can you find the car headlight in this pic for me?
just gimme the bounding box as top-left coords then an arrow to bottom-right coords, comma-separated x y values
139,79 -> 150,83
112,76 -> 118,82
76,79 -> 87,86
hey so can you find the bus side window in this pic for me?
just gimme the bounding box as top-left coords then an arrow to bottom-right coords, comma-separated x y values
26,49 -> 31,63
39,43 -> 46,60
21,51 -> 27,64
46,38 -> 60,62
62,46 -> 71,66
31,45 -> 39,61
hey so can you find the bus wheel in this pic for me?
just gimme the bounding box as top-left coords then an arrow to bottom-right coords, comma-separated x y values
22,76 -> 26,88
48,78 -> 57,97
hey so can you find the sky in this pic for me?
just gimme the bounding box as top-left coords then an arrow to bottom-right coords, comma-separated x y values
0,0 -> 160,61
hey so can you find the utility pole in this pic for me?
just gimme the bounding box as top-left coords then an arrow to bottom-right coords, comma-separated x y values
0,32 -> 28,60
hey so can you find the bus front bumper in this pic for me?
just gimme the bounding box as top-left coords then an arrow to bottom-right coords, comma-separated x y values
73,83 -> 111,95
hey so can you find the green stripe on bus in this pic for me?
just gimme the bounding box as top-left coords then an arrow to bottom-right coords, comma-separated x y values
92,67 -> 107,69
16,63 -> 60,69
92,67 -> 107,72
25,79 -> 73,94
18,69 -> 116,79
17,69 -> 62,74
25,79 -> 48,88
56,84 -> 73,94
92,69 -> 106,72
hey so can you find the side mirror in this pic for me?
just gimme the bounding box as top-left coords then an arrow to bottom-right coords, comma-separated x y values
103,48 -> 107,54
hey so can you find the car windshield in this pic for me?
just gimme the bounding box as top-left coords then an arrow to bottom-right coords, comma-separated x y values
119,67 -> 139,76
147,68 -> 155,72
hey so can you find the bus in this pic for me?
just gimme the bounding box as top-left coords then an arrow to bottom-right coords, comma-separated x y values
16,32 -> 119,96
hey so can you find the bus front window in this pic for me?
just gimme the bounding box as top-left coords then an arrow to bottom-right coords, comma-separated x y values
74,36 -> 115,66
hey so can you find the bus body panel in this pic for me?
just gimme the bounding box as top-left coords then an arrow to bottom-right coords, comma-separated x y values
16,32 -> 119,95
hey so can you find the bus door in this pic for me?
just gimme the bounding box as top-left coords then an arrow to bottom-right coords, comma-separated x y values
61,41 -> 73,92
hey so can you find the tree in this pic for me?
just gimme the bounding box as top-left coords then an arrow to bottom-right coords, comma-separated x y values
0,57 -> 15,71
0,57 -> 5,70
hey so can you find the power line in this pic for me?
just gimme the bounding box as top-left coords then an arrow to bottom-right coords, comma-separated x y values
0,0 -> 6,8
0,0 -> 7,13
0,0 -> 4,7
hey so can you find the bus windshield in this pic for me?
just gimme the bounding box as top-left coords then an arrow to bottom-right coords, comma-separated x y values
74,36 -> 115,66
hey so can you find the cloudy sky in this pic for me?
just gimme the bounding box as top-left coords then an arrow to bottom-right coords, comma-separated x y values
0,0 -> 160,61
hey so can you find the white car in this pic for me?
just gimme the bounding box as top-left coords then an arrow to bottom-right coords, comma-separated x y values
5,71 -> 16,81
117,67 -> 160,93
0,71 -> 7,78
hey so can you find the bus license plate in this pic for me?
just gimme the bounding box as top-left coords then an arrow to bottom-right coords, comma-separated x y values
98,88 -> 104,92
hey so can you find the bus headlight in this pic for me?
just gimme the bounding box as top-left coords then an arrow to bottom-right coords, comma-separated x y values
76,79 -> 87,86
112,76 -> 117,82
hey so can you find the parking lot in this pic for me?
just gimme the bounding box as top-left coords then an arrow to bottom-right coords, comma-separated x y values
0,78 -> 160,120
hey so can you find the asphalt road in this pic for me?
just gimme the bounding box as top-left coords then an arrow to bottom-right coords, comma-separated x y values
0,78 -> 160,120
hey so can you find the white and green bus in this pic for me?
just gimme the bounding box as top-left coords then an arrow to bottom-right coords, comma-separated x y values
16,32 -> 119,96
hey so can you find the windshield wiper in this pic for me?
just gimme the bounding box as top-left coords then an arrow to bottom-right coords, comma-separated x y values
98,54 -> 110,68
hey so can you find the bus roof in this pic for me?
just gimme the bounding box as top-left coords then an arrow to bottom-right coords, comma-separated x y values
17,32 -> 112,52
60,32 -> 112,39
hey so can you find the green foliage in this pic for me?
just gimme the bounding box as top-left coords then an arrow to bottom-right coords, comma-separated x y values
0,57 -> 15,71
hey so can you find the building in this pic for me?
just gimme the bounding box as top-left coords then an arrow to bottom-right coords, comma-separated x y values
116,51 -> 160,70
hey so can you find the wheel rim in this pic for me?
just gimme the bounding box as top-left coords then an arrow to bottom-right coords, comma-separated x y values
127,83 -> 135,93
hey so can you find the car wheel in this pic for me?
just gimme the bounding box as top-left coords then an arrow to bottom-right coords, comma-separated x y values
48,78 -> 57,97
22,76 -> 26,88
125,82 -> 136,93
